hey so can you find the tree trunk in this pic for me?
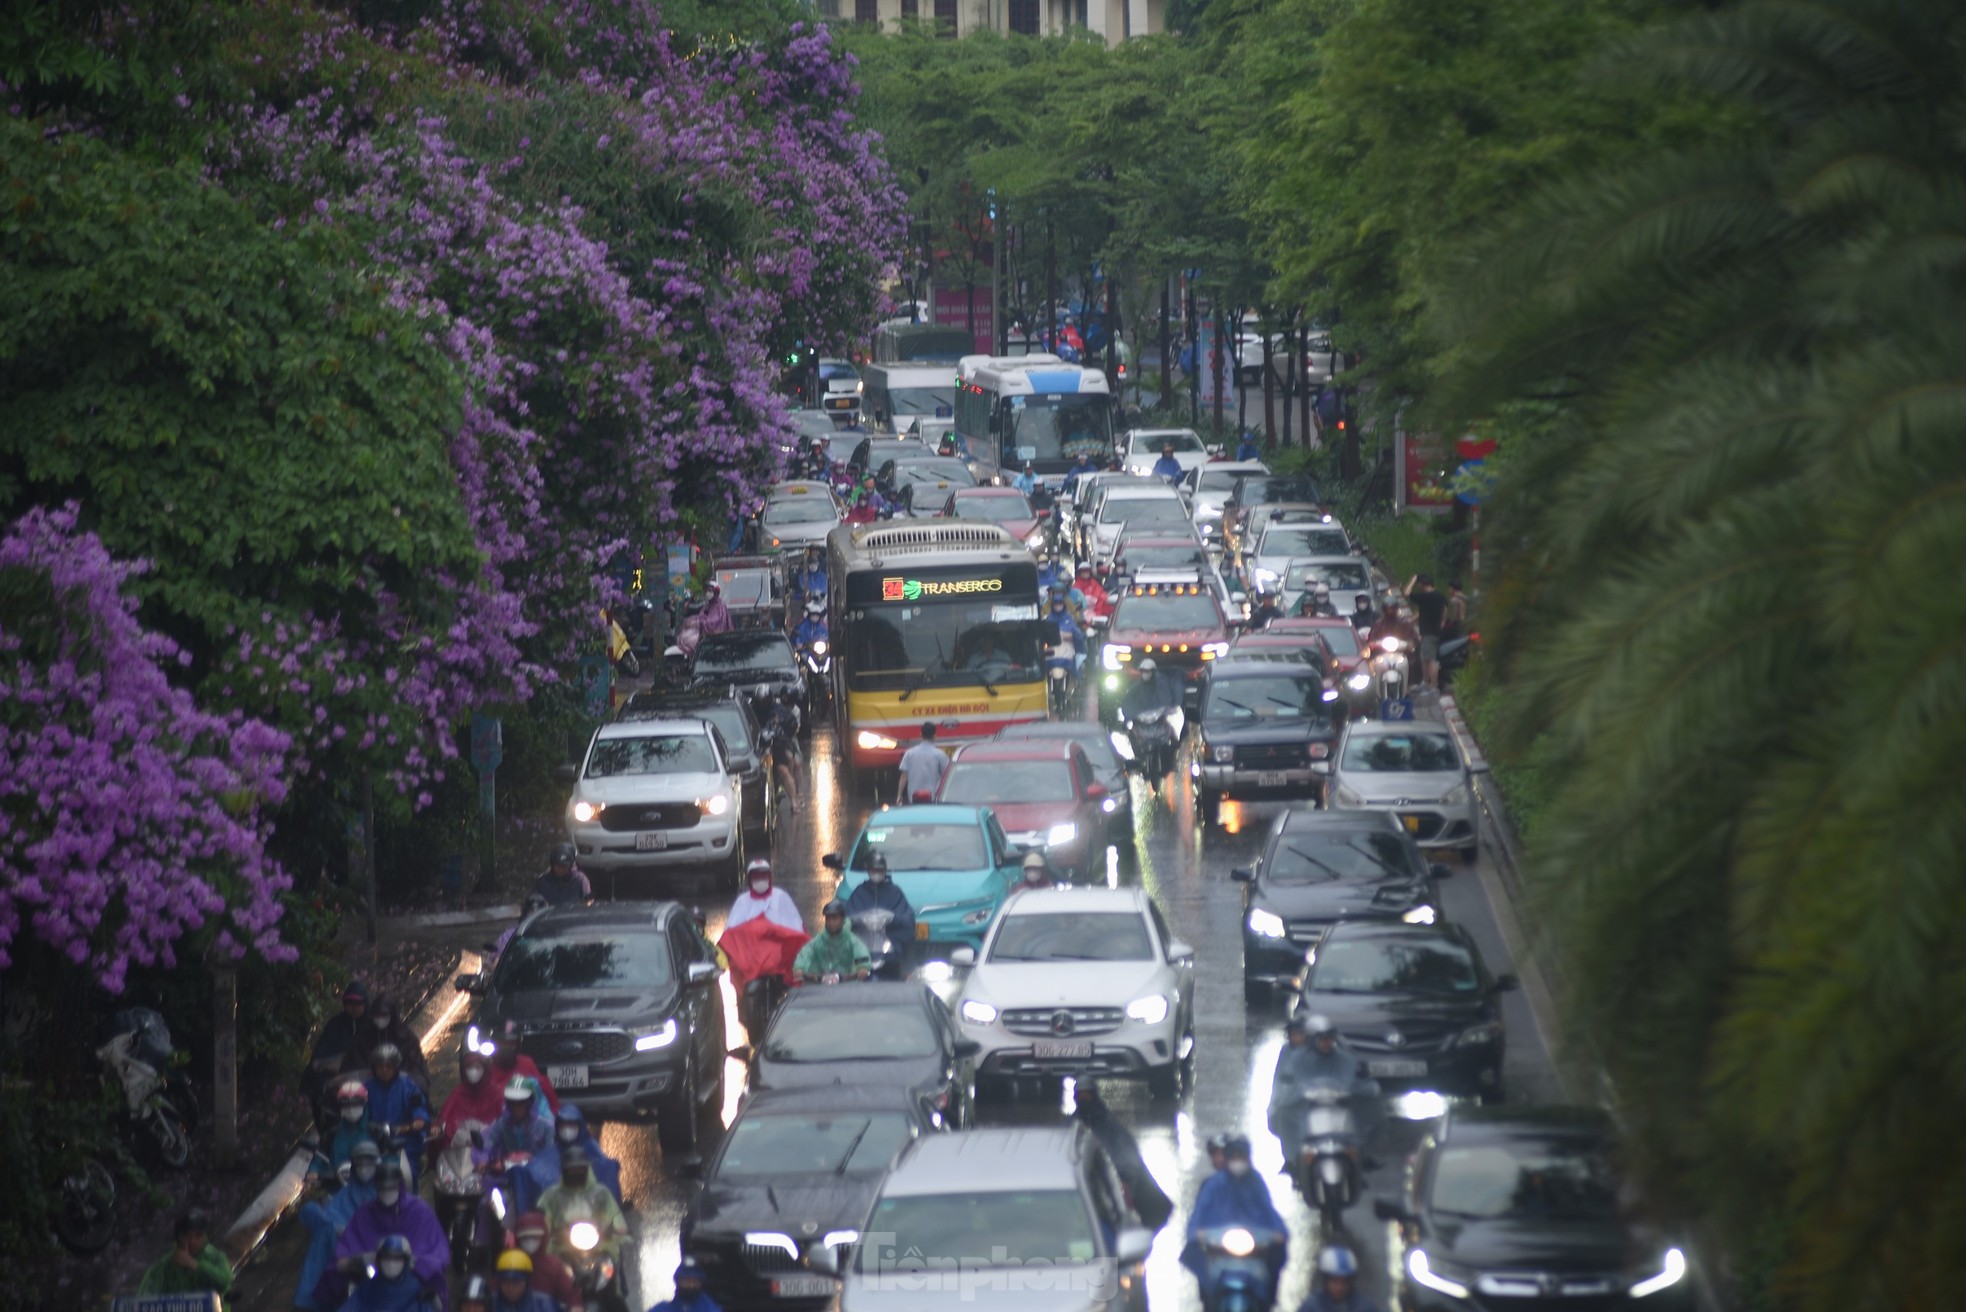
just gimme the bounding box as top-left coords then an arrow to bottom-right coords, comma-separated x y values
1158,277 -> 1172,410
1044,216 -> 1056,356
1212,303 -> 1226,436
1299,322 -> 1312,448
1260,313 -> 1276,449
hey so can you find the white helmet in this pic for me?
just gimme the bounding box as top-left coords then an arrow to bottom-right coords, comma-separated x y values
806,597 -> 825,616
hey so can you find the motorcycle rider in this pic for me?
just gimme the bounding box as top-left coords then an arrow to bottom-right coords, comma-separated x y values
1182,1135 -> 1288,1300
510,1212 -> 584,1312
1152,442 -> 1184,484
1269,1014 -> 1379,1162
1350,594 -> 1376,632
1074,561 -> 1110,619
761,686 -> 805,814
138,1207 -> 233,1304
437,1050 -> 502,1149
361,993 -> 430,1086
532,842 -> 592,908
793,899 -> 873,982
487,1020 -> 561,1113
699,580 -> 734,636
459,1274 -> 493,1312
362,1043 -> 432,1185
661,643 -> 691,688
311,1080 -> 374,1181
1366,600 -> 1421,659
539,1146 -> 631,1267
517,1102 -> 622,1215
1016,851 -> 1061,891
728,858 -> 803,931
1297,1246 -> 1379,1312
1042,588 -> 1086,676
1299,583 -> 1338,618
487,1076 -> 555,1160
1013,461 -> 1038,495
1236,430 -> 1262,462
1062,451 -> 1097,494
843,851 -> 916,943
1248,590 -> 1285,631
647,1258 -> 722,1312
793,546 -> 828,604
792,596 -> 829,650
331,1163 -> 449,1307
305,980 -> 372,1105
1122,658 -> 1184,720
297,1138 -> 381,1309
337,1233 -> 433,1312
490,1251 -> 559,1312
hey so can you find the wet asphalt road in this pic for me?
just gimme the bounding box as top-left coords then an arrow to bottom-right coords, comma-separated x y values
235,708 -> 1557,1312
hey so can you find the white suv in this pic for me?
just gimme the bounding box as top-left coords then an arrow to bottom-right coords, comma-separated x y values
562,718 -> 744,884
952,886 -> 1195,1098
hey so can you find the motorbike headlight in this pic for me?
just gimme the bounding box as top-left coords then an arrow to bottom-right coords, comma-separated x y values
1220,1228 -> 1256,1258
1247,908 -> 1287,939
1196,505 -> 1222,521
1109,730 -> 1136,762
1630,1247 -> 1688,1298
1101,797 -> 1118,813
1101,643 -> 1133,670
960,998 -> 998,1025
1046,822 -> 1078,847
1210,744 -> 1234,763
812,640 -> 828,655
1125,994 -> 1169,1025
1379,636 -> 1402,653
1401,904 -> 1437,926
1026,529 -> 1046,549
1408,1249 -> 1472,1300
1346,672 -> 1372,691
568,1221 -> 601,1252
857,730 -> 899,751
571,800 -> 603,823
1441,782 -> 1469,805
634,1018 -> 679,1052
1321,687 -> 1339,702
1451,1020 -> 1503,1048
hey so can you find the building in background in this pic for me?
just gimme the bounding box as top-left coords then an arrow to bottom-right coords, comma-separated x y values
811,0 -> 1165,45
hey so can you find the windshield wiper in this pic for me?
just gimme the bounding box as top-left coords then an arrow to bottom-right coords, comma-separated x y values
1343,839 -> 1402,880
833,1119 -> 874,1175
1282,844 -> 1347,880
898,655 -> 946,703
1212,698 -> 1257,715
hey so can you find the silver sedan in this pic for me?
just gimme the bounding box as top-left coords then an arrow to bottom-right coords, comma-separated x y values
1327,720 -> 1482,862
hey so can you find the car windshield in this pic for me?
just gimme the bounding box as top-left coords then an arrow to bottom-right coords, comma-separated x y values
763,498 -> 837,525
1267,831 -> 1415,882
1236,475 -> 1319,505
891,458 -> 977,489
862,1190 -> 1097,1270
695,634 -> 794,674
818,361 -> 860,383
1314,627 -> 1361,657
1133,431 -> 1205,455
793,413 -> 838,439
717,1112 -> 915,1178
1343,732 -> 1460,772
989,911 -> 1154,963
493,931 -> 672,992
1100,496 -> 1185,525
951,493 -> 1033,523
1197,468 -> 1256,494
1286,560 -> 1368,591
851,823 -> 989,872
890,386 -> 957,418
585,734 -> 717,778
994,729 -> 1122,779
1311,937 -> 1480,994
763,1003 -> 940,1061
1123,546 -> 1208,571
940,760 -> 1076,804
1430,1142 -> 1623,1221
1203,675 -> 1329,720
1113,592 -> 1222,631
1261,528 -> 1351,559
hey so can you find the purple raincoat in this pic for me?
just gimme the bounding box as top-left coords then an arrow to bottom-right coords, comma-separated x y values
327,1195 -> 450,1310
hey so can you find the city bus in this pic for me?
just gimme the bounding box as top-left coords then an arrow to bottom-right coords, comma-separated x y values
826,521 -> 1047,778
953,354 -> 1114,483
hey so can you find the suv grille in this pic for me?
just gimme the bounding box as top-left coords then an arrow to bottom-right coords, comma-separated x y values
1238,742 -> 1308,768
741,1241 -> 803,1274
1341,1020 -> 1458,1054
518,1029 -> 634,1065
601,802 -> 701,831
1003,1006 -> 1124,1037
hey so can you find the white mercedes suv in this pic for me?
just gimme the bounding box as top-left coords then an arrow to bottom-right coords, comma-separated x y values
952,886 -> 1196,1098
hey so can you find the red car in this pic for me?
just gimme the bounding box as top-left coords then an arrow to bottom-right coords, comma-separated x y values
1266,616 -> 1372,715
936,486 -> 1048,554
1097,580 -> 1232,716
935,739 -> 1110,881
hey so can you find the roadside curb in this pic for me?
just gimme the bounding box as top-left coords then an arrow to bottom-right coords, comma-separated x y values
384,904 -> 520,930
220,948 -> 476,1272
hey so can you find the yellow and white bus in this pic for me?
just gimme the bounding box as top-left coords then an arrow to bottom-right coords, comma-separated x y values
826,521 -> 1047,777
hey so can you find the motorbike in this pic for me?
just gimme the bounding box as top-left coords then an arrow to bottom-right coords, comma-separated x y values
1119,704 -> 1181,791
799,639 -> 831,717
1292,1083 -> 1363,1229
849,908 -> 902,979
1191,1224 -> 1286,1312
565,1218 -> 630,1312
1367,634 -> 1410,711
739,973 -> 788,1044
1045,637 -> 1078,719
472,1147 -> 533,1267
96,1025 -> 193,1170
52,1153 -> 118,1253
433,1124 -> 486,1272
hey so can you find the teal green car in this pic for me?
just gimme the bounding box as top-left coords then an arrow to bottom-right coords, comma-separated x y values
824,804 -> 1024,952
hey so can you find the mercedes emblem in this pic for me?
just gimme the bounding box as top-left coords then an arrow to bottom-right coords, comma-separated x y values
1384,1029 -> 1406,1049
1050,1010 -> 1077,1036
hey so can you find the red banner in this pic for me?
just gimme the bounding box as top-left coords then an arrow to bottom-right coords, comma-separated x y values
1402,431 -> 1456,510
932,287 -> 994,355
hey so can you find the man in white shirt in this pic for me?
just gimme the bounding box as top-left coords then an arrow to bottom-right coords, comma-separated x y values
896,723 -> 949,803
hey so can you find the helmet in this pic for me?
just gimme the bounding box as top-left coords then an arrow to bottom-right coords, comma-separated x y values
560,1145 -> 590,1172
514,1210 -> 549,1239
665,644 -> 686,659
1137,659 -> 1157,675
822,898 -> 847,918
1317,1246 -> 1360,1279
377,1233 -> 414,1260
370,1043 -> 402,1072
348,1138 -> 382,1164
1305,1013 -> 1337,1038
677,1258 -> 708,1286
555,1103 -> 586,1133
496,1249 -> 534,1275
1222,1134 -> 1253,1160
806,597 -> 825,616
341,980 -> 369,1005
1313,583 -> 1331,599
374,1161 -> 407,1190
746,858 -> 774,883
523,892 -> 549,914
866,851 -> 889,872
1022,852 -> 1047,870
503,1077 -> 536,1105
1206,1132 -> 1232,1155
337,1081 -> 368,1106
1284,1014 -> 1307,1036
706,581 -> 722,595
460,1275 -> 493,1309
1077,561 -> 1093,575
550,842 -> 576,866
779,685 -> 799,703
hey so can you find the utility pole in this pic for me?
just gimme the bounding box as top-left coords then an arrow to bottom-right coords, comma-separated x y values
1260,309 -> 1276,447
1211,303 -> 1226,437
990,189 -> 1004,354
1158,276 -> 1172,410
1044,216 -> 1056,357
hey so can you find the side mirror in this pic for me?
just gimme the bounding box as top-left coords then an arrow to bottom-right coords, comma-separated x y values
1429,863 -> 1455,881
553,763 -> 578,785
1114,1226 -> 1154,1264
686,961 -> 719,986
1492,973 -> 1521,994
1230,866 -> 1255,883
822,853 -> 844,870
1036,507 -> 1052,520
1373,1198 -> 1411,1223
455,972 -> 484,993
675,1156 -> 706,1181
1311,760 -> 1331,775
1230,591 -> 1250,608
1084,782 -> 1108,800
727,1043 -> 753,1062
953,1037 -> 982,1059
949,947 -> 976,967
808,1246 -> 841,1277
1167,941 -> 1196,965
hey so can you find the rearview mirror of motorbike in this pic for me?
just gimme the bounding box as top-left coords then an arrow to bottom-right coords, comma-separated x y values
1230,867 -> 1255,883
1115,1227 -> 1154,1264
553,763 -> 578,785
1492,974 -> 1521,994
454,972 -> 483,993
1084,783 -> 1108,800
1373,1198 -> 1411,1223
1429,863 -> 1455,881
822,852 -> 844,870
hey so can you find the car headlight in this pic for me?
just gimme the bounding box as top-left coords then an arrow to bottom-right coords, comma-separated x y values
1210,744 -> 1234,763
1200,641 -> 1229,660
1346,672 -> 1372,691
634,1018 -> 679,1051
1441,782 -> 1468,805
961,906 -> 994,925
571,800 -> 603,823
1247,908 -> 1287,939
1046,822 -> 1078,847
1630,1247 -> 1687,1298
960,998 -> 998,1025
1401,904 -> 1438,925
1408,1249 -> 1471,1300
1125,995 -> 1169,1025
857,730 -> 899,751
1109,730 -> 1135,762
1254,568 -> 1278,585
812,640 -> 829,655
1334,784 -> 1364,806
1102,643 -> 1133,670
822,1229 -> 861,1249
700,793 -> 730,816
1450,1020 -> 1503,1048
1196,505 -> 1222,521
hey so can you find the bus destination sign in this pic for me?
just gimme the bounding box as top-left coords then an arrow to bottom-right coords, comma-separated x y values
880,576 -> 1005,601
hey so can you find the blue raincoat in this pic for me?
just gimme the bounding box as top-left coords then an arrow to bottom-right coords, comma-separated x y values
296,1176 -> 378,1309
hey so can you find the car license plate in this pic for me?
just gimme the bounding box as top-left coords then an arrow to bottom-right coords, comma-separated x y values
773,1275 -> 834,1298
1033,1040 -> 1094,1059
1368,1059 -> 1426,1078
1258,771 -> 1286,787
548,1064 -> 590,1089
915,922 -> 930,940
635,830 -> 669,851
1401,815 -> 1421,833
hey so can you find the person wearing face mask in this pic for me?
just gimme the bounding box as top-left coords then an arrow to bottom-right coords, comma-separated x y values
487,1020 -> 561,1114
537,1147 -> 630,1267
437,1049 -> 504,1150
332,1164 -> 449,1310
356,993 -> 430,1085
138,1207 -> 233,1305
515,1102 -> 621,1215
842,850 -> 915,947
363,1044 -> 432,1186
1268,1013 -> 1379,1164
1297,1245 -> 1380,1312
725,859 -> 802,932
485,1078 -> 555,1163
1015,851 -> 1062,891
336,1233 -> 434,1312
509,1212 -> 584,1312
486,1251 -> 558,1312
647,1258 -> 722,1312
793,900 -> 873,983
297,1139 -> 382,1309
1182,1135 -> 1288,1301
312,1081 -> 375,1181
306,981 -> 372,1113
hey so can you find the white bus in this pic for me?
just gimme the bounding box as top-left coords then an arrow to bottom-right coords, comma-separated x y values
953,354 -> 1114,484
862,362 -> 958,433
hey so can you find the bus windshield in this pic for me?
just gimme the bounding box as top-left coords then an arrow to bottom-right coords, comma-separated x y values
841,600 -> 1042,693
1005,394 -> 1111,464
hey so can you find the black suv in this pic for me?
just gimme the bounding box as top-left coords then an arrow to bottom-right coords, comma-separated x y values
458,903 -> 725,1148
619,691 -> 776,851
1379,1106 -> 1694,1311
750,982 -> 978,1130
691,631 -> 806,722
1193,658 -> 1340,824
1235,808 -> 1452,998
